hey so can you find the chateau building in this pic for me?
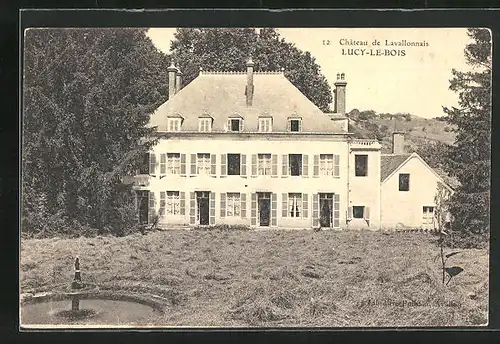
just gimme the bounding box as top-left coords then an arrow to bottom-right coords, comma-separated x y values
132,59 -> 451,230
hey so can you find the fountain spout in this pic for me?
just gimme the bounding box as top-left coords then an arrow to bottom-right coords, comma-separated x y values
72,257 -> 84,289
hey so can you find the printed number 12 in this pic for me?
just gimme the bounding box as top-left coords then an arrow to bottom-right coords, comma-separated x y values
323,40 -> 331,45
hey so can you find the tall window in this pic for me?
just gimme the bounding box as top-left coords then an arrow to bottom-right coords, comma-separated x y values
258,117 -> 272,132
258,154 -> 272,175
289,154 -> 302,176
289,118 -> 302,132
288,193 -> 302,218
198,118 -> 212,132
226,193 -> 241,217
227,154 -> 241,175
320,154 -> 334,176
399,173 -> 410,191
197,153 -> 211,174
165,191 -> 180,215
139,153 -> 149,174
167,153 -> 181,174
355,154 -> 368,176
168,118 -> 181,132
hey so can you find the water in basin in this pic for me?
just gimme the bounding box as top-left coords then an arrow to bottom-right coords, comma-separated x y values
21,299 -> 161,326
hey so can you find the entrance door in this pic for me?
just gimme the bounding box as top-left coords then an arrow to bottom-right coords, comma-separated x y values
319,193 -> 333,228
258,193 -> 271,226
197,191 -> 210,225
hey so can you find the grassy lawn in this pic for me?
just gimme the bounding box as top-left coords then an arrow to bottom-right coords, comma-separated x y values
20,229 -> 489,327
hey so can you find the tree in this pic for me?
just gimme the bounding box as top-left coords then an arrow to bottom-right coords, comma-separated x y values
443,28 -> 491,246
22,28 -> 169,236
168,28 -> 333,112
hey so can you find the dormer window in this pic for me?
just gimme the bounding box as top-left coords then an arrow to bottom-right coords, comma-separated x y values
288,118 -> 302,132
228,117 -> 243,132
167,117 -> 182,132
198,117 -> 212,132
258,117 -> 273,132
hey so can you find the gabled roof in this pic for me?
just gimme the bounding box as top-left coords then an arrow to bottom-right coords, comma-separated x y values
381,152 -> 453,192
149,71 -> 347,133
380,154 -> 411,182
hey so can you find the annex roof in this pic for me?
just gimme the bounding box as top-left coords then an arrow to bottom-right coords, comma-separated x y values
381,152 -> 454,191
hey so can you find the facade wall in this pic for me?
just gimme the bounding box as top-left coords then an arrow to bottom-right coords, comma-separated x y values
140,135 -> 357,229
348,146 -> 381,230
380,156 -> 444,229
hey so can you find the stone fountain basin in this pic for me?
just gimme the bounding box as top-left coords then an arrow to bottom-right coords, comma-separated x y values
20,286 -> 169,327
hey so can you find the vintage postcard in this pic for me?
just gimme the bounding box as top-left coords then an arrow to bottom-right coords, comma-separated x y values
20,26 -> 491,329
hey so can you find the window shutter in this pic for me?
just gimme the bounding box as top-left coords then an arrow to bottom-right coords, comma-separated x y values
180,154 -> 186,176
286,119 -> 291,132
134,191 -> 139,223
241,154 -> 247,177
250,193 -> 257,226
298,120 -> 302,132
251,154 -> 257,176
220,193 -> 226,217
160,154 -> 166,175
149,153 -> 156,175
189,192 -> 196,224
363,206 -> 370,219
148,191 -> 155,224
281,193 -> 288,217
312,194 -> 319,227
209,192 -> 216,225
221,154 -> 227,176
241,193 -> 247,218
159,191 -> 166,216
271,154 -> 278,177
334,194 -> 340,228
190,154 -> 197,175
226,119 -> 231,131
271,193 -> 277,226
313,155 -> 319,177
239,119 -> 243,132
347,206 -> 353,220
302,155 -> 309,177
180,192 -> 186,215
210,154 -> 217,176
303,193 -> 309,218
334,154 -> 340,177
282,154 -> 289,176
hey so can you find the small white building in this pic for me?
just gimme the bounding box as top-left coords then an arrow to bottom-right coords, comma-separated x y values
380,132 -> 453,230
131,59 -> 451,231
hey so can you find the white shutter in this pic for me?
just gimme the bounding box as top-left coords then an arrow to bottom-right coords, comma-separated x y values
282,154 -> 289,177
334,154 -> 340,177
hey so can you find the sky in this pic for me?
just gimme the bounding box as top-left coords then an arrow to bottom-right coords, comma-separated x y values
147,28 -> 473,119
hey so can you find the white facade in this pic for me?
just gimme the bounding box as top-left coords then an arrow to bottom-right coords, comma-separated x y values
135,134 -> 383,229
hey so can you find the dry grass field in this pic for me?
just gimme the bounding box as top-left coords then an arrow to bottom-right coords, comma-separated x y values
20,229 -> 489,327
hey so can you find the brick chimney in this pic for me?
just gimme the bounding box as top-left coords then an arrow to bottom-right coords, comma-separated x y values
246,58 -> 254,106
175,69 -> 182,94
393,131 -> 405,155
334,72 -> 347,114
167,62 -> 177,100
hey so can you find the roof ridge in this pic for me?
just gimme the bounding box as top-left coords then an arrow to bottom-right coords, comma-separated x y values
201,71 -> 284,75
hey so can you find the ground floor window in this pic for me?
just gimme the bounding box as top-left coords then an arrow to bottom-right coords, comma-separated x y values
226,193 -> 241,217
422,206 -> 435,227
288,193 -> 302,218
163,191 -> 180,215
353,206 -> 365,219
